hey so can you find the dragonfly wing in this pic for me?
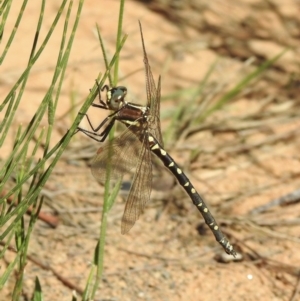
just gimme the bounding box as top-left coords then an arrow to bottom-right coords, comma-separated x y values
139,23 -> 164,147
121,134 -> 152,233
91,129 -> 141,184
151,75 -> 163,146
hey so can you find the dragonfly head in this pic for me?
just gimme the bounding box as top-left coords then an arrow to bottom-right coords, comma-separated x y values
107,86 -> 127,110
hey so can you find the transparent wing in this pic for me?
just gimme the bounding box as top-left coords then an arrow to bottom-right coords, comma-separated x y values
139,21 -> 164,147
151,76 -> 163,146
121,133 -> 152,233
91,129 -> 141,184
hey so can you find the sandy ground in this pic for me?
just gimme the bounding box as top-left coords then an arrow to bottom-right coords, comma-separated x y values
1,0 -> 300,300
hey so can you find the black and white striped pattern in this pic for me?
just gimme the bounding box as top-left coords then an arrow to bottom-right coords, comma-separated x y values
148,134 -> 235,255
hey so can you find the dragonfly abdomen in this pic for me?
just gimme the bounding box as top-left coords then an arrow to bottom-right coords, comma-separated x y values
148,134 -> 236,256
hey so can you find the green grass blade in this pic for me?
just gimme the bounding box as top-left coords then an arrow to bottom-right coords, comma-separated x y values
107,178 -> 122,211
96,24 -> 113,87
0,0 -> 13,43
0,0 -> 28,63
0,251 -> 20,289
0,0 -> 69,110
113,0 -> 125,85
82,265 -> 95,300
32,277 -> 43,301
89,1 -> 126,299
0,1 -> 86,295
0,91 -> 15,146
200,49 -> 288,121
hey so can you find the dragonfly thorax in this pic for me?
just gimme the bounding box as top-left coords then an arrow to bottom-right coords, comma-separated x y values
107,86 -> 127,111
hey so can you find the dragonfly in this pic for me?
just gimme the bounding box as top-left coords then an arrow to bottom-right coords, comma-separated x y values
78,21 -> 236,256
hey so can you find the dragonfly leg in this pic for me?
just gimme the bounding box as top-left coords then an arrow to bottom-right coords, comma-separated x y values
77,117 -> 116,142
77,127 -> 105,142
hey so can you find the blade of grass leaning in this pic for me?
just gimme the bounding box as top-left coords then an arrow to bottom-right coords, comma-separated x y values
198,49 -> 288,122
82,264 -> 96,300
0,0 -> 45,151
0,1 -> 13,43
113,0 -> 125,84
107,178 -> 122,211
0,198 -> 7,220
0,91 -> 16,146
163,59 -> 219,144
0,0 -> 28,63
0,230 -> 14,261
0,124 -> 22,198
0,251 -> 20,289
90,0 -> 126,299
42,0 -> 73,158
0,0 -> 68,110
96,24 -> 113,87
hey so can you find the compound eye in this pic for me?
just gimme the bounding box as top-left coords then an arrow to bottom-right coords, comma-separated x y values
107,86 -> 127,110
